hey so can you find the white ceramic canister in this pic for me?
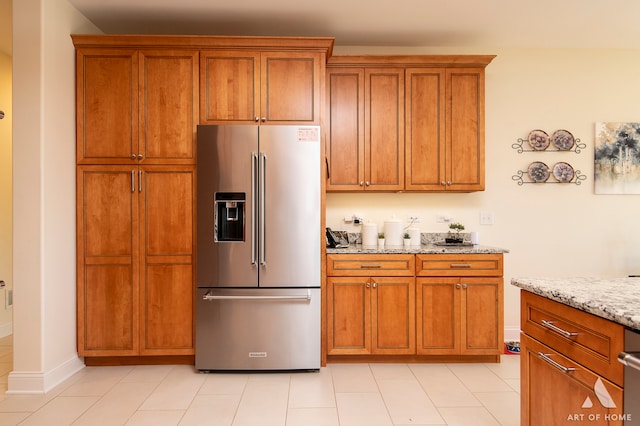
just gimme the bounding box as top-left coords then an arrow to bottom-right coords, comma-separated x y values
470,231 -> 480,245
362,222 -> 378,247
408,227 -> 421,246
384,217 -> 403,246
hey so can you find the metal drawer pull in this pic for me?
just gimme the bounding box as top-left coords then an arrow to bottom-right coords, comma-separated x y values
541,320 -> 578,338
450,263 -> 471,268
618,351 -> 640,372
538,352 -> 576,373
203,291 -> 311,301
360,263 -> 382,268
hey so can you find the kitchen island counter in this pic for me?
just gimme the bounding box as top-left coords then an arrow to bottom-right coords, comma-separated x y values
511,277 -> 640,331
326,244 -> 509,255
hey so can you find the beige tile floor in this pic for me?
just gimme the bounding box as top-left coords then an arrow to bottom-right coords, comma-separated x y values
0,336 -> 520,425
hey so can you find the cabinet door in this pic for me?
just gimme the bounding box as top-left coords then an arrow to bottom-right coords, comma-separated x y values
76,49 -> 138,164
460,277 -> 502,354
139,166 -> 195,355
405,68 -> 446,191
261,51 -> 322,124
521,334 -> 623,426
140,50 -> 198,164
416,277 -> 459,355
371,277 -> 415,354
199,51 -> 260,123
365,68 -> 405,191
77,166 -> 139,356
446,68 -> 485,191
326,68 -> 365,190
327,277 -> 370,354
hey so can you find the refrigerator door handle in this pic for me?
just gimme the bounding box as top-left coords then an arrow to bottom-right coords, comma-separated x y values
260,152 -> 267,266
202,289 -> 312,301
251,152 -> 258,265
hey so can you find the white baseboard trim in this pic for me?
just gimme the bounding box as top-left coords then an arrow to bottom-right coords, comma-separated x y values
6,355 -> 85,394
0,322 -> 12,338
504,326 -> 521,342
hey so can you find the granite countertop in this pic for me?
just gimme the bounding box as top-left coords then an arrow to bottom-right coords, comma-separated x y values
511,277 -> 640,331
327,244 -> 509,255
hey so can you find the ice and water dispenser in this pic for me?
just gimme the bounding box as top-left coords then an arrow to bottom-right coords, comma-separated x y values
214,192 -> 245,242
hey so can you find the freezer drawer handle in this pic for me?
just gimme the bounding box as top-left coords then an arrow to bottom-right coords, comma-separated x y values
450,263 -> 471,268
541,320 -> 578,338
537,352 -> 576,374
202,290 -> 312,301
617,351 -> 640,372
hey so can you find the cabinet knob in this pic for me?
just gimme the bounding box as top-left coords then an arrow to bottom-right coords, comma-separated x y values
131,153 -> 137,159
359,181 -> 364,186
261,117 -> 266,122
462,283 -> 468,289
366,282 -> 371,288
441,181 -> 446,186
255,116 -> 260,122
138,154 -> 143,160
447,181 -> 452,186
365,181 -> 370,186
456,283 -> 461,289
372,282 -> 377,288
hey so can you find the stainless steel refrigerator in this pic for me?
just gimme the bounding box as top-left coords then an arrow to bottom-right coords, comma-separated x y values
195,125 -> 321,371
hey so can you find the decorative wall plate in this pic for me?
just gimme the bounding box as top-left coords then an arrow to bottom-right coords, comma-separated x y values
528,161 -> 551,182
553,162 -> 575,183
552,129 -> 575,151
528,129 -> 550,151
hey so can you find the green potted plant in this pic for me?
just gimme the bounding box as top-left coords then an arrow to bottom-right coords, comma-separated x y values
377,233 -> 385,248
403,232 -> 411,247
446,222 -> 465,244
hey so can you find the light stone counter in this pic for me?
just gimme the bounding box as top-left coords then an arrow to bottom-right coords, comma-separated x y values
511,277 -> 640,331
326,244 -> 509,255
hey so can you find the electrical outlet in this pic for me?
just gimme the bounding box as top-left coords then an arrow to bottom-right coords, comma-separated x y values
436,214 -> 452,223
480,212 -> 494,225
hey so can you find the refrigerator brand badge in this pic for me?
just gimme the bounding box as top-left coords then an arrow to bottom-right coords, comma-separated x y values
297,127 -> 320,143
249,352 -> 268,358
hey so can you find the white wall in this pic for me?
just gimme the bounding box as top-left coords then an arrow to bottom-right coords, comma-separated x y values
0,51 -> 12,336
10,0 -> 99,393
328,46 -> 640,339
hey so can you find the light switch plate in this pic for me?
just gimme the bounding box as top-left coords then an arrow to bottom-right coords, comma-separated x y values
480,212 -> 494,225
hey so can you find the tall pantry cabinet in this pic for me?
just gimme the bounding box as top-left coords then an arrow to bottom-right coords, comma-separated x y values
73,35 -> 334,363
75,40 -> 198,359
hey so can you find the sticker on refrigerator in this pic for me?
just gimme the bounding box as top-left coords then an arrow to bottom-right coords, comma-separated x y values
249,352 -> 268,358
297,127 -> 320,142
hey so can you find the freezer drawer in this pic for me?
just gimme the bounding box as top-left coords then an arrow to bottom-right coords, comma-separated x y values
195,288 -> 320,371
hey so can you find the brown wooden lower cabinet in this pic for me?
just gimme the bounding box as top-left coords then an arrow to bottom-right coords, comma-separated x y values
520,290 -> 626,425
521,334 -> 623,426
77,165 -> 195,359
325,253 -> 504,362
417,277 -> 502,355
327,276 -> 415,355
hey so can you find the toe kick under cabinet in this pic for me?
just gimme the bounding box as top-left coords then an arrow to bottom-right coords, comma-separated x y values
324,253 -> 504,363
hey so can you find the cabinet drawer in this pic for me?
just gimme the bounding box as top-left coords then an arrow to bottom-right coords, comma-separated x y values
521,334 -> 623,426
326,254 -> 414,276
521,291 -> 624,386
415,254 -> 502,276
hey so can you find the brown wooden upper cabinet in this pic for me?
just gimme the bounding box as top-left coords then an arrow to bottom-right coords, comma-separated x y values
326,67 -> 405,191
200,50 -> 324,125
326,55 -> 495,192
76,47 -> 199,165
